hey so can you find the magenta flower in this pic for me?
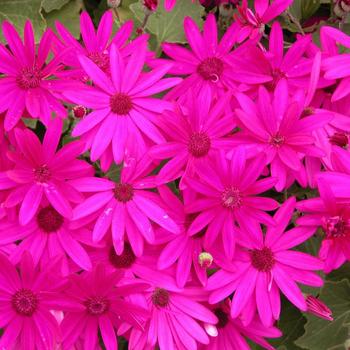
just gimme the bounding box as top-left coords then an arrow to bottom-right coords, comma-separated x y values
0,118 -> 93,225
156,14 -> 270,100
201,299 -> 282,350
149,93 -> 235,184
122,269 -> 218,350
297,179 -> 350,273
60,264 -> 149,350
185,149 -> 278,258
63,43 -> 180,163
54,11 -> 145,78
72,157 -> 180,256
234,79 -> 329,190
0,204 -> 93,272
0,252 -> 64,349
230,22 -> 314,91
0,21 -> 69,130
207,197 -> 323,326
234,0 -> 293,42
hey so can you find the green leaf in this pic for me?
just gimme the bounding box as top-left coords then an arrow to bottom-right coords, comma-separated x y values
129,0 -> 204,46
42,0 -> 70,12
295,279 -> 350,350
326,264 -> 350,282
270,299 -> 307,350
44,0 -> 83,38
288,0 -> 320,22
0,0 -> 46,42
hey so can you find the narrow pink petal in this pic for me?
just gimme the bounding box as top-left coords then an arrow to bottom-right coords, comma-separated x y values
19,184 -> 43,225
79,55 -> 114,94
43,118 -> 62,161
73,192 -> 114,219
256,272 -> 273,327
231,268 -> 258,318
72,108 -> 110,137
99,316 -> 117,350
184,17 -> 206,59
273,264 -> 307,311
133,193 -> 179,234
96,10 -> 113,50
275,251 -> 323,270
93,204 -> 114,242
126,201 -> 155,243
80,11 -> 97,51
110,44 -> 124,91
58,229 -> 92,270
44,183 -> 72,218
91,115 -> 117,161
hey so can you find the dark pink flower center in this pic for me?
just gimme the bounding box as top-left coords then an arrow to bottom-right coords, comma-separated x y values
214,308 -> 229,328
73,105 -> 87,119
12,289 -> 38,316
84,296 -> 110,315
221,186 -> 242,209
109,243 -> 136,268
197,57 -> 224,82
151,288 -> 170,307
16,66 -> 43,90
269,133 -> 285,147
301,107 -> 315,118
33,164 -> 51,183
87,52 -> 110,73
329,132 -> 348,148
37,206 -> 64,233
266,68 -> 286,90
114,183 -> 134,202
188,132 -> 211,157
322,215 -> 350,238
250,247 -> 275,272
110,93 -> 133,115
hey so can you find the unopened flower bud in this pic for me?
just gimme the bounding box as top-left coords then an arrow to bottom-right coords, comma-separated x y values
198,252 -> 213,268
107,0 -> 121,8
305,295 -> 333,321
143,0 -> 158,14
73,105 -> 87,119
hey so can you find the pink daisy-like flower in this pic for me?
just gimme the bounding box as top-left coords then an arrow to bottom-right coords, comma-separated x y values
0,118 -> 93,225
234,0 -> 293,42
207,197 -> 324,326
0,252 -> 65,350
54,11 -> 146,79
71,156 -> 180,256
0,203 -> 93,272
60,263 -> 149,350
201,299 -> 282,350
0,21 -> 69,130
156,14 -> 271,101
229,22 -> 317,93
185,148 -> 278,258
297,178 -> 350,272
234,79 -> 329,190
149,92 -> 234,184
121,269 -> 218,350
63,43 -> 180,163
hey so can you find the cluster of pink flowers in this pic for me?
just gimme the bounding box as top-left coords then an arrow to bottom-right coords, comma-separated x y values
0,2 -> 348,349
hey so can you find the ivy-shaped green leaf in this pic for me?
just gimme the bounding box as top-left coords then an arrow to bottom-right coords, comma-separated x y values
42,0 -> 71,12
270,299 -> 307,350
129,0 -> 204,45
295,279 -> 350,350
0,0 -> 46,42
